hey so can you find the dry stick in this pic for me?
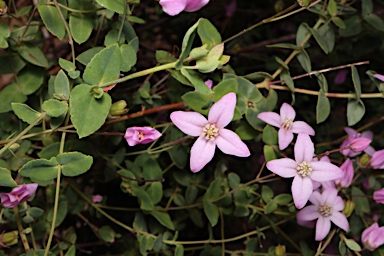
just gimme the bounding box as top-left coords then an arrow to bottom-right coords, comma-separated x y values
14,205 -> 31,253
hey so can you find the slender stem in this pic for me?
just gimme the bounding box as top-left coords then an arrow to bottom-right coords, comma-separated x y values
117,2 -> 127,45
0,113 -> 46,157
14,205 -> 31,253
314,228 -> 336,256
46,2 -> 102,13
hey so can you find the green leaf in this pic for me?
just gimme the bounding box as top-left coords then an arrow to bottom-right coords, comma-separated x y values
364,13 -> 384,31
189,45 -> 209,60
104,29 -> 125,46
344,238 -> 362,252
174,244 -> 184,256
261,125 -> 278,145
351,66 -> 361,99
0,54 -> 26,74
76,47 -> 103,65
352,187 -> 370,216
12,103 -> 41,124
146,182 -> 163,205
69,13 -> 93,44
181,91 -> 211,115
47,198 -> 68,227
149,211 -> 175,230
280,70 -> 295,92
37,5 -> 65,39
0,83 -> 27,113
83,44 -> 121,86
56,152 -> 93,177
0,167 -> 17,187
274,194 -> 292,205
120,44 -> 137,72
263,145 -> 277,162
332,17 -> 346,29
185,185 -> 198,204
17,66 -> 45,95
262,186 -> 274,202
228,173 -> 241,189
96,0 -> 125,14
318,24 -> 335,53
212,78 -> 238,102
54,70 -> 70,100
235,122 -> 258,140
296,50 -> 312,72
180,68 -> 211,94
132,187 -> 154,211
327,0 -> 337,16
197,18 -> 221,49
339,15 -> 362,37
267,43 -> 301,50
305,24 -> 329,54
69,84 -> 112,138
99,226 -> 116,243
19,158 -> 59,181
59,58 -> 74,72
203,200 -> 219,227
316,89 -> 330,124
42,99 -> 68,117
175,19 -> 200,69
347,99 -> 365,126
264,201 -> 278,214
17,43 -> 49,67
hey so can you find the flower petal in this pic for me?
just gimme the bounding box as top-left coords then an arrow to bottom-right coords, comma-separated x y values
208,92 -> 236,128
184,0 -> 210,12
309,190 -> 323,206
257,112 -> 281,128
278,129 -> 293,150
266,158 -> 297,178
297,205 -> 320,221
321,187 -> 338,204
159,0 -> 187,16
292,176 -> 313,209
170,111 -> 207,136
344,127 -> 357,136
280,103 -> 296,120
310,162 -> 344,181
190,136 -> 216,173
332,197 -> 345,212
330,212 -> 349,232
315,217 -> 331,241
291,121 -> 315,135
294,133 -> 314,163
215,129 -> 250,157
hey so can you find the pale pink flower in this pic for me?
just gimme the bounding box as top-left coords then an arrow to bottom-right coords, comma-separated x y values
92,194 -> 103,203
266,133 -> 343,209
373,73 -> 384,82
373,188 -> 384,204
204,79 -> 213,89
170,92 -> 250,173
159,0 -> 210,16
257,103 -> 315,150
340,127 -> 374,157
361,223 -> 384,251
349,138 -> 372,153
370,149 -> 384,169
0,184 -> 38,208
296,188 -> 349,241
312,156 -> 335,190
124,127 -> 162,146
334,158 -> 354,188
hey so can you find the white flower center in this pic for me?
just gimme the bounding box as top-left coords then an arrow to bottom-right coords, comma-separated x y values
203,123 -> 219,141
318,204 -> 333,217
297,161 -> 312,177
281,117 -> 293,131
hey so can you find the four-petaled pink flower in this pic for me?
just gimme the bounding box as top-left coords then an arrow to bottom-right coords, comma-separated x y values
0,184 -> 38,208
370,149 -> 384,169
296,187 -> 349,241
124,127 -> 162,146
340,127 -> 374,157
361,222 -> 384,251
266,133 -> 343,209
257,103 -> 315,150
373,188 -> 384,204
170,92 -> 250,173
159,0 -> 210,16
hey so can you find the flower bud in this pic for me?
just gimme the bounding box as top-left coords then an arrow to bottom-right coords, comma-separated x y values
274,244 -> 286,256
373,188 -> 384,204
109,100 -> 128,116
349,138 -> 372,153
343,200 -> 355,217
335,158 -> 354,188
370,149 -> 384,169
0,1 -> 7,15
359,153 -> 371,167
1,230 -> 18,247
0,184 -> 38,208
362,223 -> 384,251
124,127 -> 162,146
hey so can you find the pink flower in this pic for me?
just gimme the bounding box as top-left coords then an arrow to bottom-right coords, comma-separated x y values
373,188 -> 384,204
349,138 -> 372,153
374,73 -> 384,82
361,223 -> 384,251
159,0 -> 210,16
370,149 -> 384,169
170,93 -> 250,173
204,79 -> 213,89
257,103 -> 315,150
340,127 -> 374,157
312,156 -> 335,190
0,184 -> 38,208
124,127 -> 162,146
266,133 -> 343,209
296,188 -> 349,241
334,158 -> 354,188
92,194 -> 103,203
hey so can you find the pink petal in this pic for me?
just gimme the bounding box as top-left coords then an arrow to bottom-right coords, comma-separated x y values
330,212 -> 349,232
332,197 -> 345,212
344,127 -> 357,136
296,205 -> 320,221
170,111 -> 207,136
292,176 -> 313,209
291,121 -> 315,135
374,73 -> 384,82
208,93 -> 236,128
159,0 -> 187,16
215,129 -> 250,157
361,130 -> 374,140
190,136 -> 216,173
362,223 -> 379,242
266,158 -> 297,178
321,187 -> 338,204
280,103 -> 296,120
184,0 -> 210,12
309,190 -> 323,206
257,112 -> 281,128
278,129 -> 293,150
315,217 -> 331,241
294,133 -> 314,163
310,162 -> 343,181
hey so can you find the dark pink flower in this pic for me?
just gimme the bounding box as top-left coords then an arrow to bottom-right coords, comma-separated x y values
362,223 -> 384,251
170,93 -> 250,173
335,158 -> 354,188
159,0 -> 210,16
0,184 -> 38,208
266,134 -> 343,209
373,188 -> 384,204
92,194 -> 103,203
370,149 -> 384,169
340,127 -> 374,157
124,127 -> 162,146
258,103 -> 315,150
349,138 -> 372,153
296,188 -> 349,241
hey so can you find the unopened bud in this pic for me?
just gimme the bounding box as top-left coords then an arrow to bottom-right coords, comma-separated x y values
274,0 -> 284,13
297,0 -> 311,7
343,200 -> 355,217
1,230 -> 18,247
359,153 -> 371,166
109,100 -> 128,116
0,1 -> 7,15
275,244 -> 286,256
349,138 -> 372,153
